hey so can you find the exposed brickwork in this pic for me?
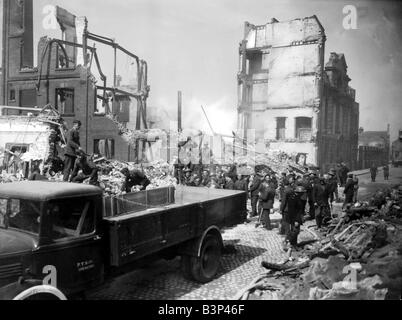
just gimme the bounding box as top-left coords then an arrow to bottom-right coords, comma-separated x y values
1,0 -> 137,162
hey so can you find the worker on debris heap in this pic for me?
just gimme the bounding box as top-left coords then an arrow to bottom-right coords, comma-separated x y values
200,170 -> 211,187
63,120 -> 83,182
183,168 -> 192,186
383,163 -> 390,181
258,175 -> 276,230
188,173 -> 200,187
249,173 -> 262,218
70,151 -> 100,186
28,166 -> 48,181
313,177 -> 331,229
228,162 -> 238,183
370,162 -> 378,182
287,169 -> 296,182
343,173 -> 355,209
224,175 -> 234,190
120,168 -> 151,193
280,179 -> 294,235
209,173 -> 219,189
216,170 -> 225,189
234,174 -> 248,192
283,186 -> 306,248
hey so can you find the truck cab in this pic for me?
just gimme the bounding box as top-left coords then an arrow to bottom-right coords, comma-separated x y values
0,182 -> 105,299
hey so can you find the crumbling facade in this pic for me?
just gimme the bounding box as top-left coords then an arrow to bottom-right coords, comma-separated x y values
237,17 -> 359,171
1,0 -> 150,163
319,53 -> 360,171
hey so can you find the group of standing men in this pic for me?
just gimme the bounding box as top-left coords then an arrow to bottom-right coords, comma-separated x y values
249,165 -> 360,248
178,164 -> 250,191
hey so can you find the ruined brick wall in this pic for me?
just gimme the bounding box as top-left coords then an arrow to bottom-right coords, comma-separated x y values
1,0 -> 136,162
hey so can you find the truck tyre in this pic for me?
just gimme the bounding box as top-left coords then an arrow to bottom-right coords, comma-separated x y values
181,234 -> 222,283
13,285 -> 67,300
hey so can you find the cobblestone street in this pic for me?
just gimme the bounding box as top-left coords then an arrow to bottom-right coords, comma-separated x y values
88,221 -> 292,300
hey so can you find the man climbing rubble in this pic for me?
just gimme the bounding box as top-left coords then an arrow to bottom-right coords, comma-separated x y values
120,168 -> 151,193
63,120 -> 83,182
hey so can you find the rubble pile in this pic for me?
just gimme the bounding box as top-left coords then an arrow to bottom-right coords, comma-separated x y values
96,160 -> 177,196
0,171 -> 25,184
216,150 -> 307,175
237,184 -> 402,300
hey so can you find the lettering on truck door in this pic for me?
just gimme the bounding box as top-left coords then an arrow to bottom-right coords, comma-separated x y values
32,197 -> 103,294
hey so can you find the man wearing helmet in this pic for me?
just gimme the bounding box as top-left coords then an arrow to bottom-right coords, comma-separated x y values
313,177 -> 332,228
282,186 -> 305,247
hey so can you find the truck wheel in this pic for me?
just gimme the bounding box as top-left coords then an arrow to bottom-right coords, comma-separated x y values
181,234 -> 222,283
13,285 -> 67,300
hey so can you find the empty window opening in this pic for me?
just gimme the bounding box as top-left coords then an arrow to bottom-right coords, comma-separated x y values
56,88 -> 75,115
94,139 -> 115,159
9,89 -> 16,101
295,117 -> 312,141
276,117 -> 286,140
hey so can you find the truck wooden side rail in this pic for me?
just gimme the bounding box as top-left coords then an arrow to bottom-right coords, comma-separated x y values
0,182 -> 247,300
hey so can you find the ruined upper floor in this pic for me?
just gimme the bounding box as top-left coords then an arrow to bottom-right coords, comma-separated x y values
242,15 -> 326,50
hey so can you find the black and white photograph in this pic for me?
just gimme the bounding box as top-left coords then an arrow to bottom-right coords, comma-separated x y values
0,0 -> 401,306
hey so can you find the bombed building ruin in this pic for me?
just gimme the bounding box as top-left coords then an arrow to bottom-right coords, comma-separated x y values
237,16 -> 359,171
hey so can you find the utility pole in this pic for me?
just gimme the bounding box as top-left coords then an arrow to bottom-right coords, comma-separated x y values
177,91 -> 183,184
178,91 -> 182,133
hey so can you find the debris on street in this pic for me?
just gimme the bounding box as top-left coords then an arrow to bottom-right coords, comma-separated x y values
234,184 -> 402,300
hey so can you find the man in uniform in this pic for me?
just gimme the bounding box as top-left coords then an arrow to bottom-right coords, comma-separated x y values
63,120 -> 83,182
258,175 -> 276,230
224,175 -> 234,190
283,186 -> 306,248
343,173 -> 355,209
234,174 -> 248,192
249,173 -> 261,218
370,163 -> 378,182
383,164 -> 390,181
183,168 -> 193,186
328,168 -> 339,202
313,177 -> 331,229
280,179 -> 294,235
200,170 -> 211,187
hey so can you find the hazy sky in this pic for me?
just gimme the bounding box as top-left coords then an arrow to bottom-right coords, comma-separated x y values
1,0 -> 402,140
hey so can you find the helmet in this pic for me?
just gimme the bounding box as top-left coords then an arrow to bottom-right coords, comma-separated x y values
295,186 -> 306,193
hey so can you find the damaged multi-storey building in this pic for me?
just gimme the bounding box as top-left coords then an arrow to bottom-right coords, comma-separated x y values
0,0 -> 150,171
237,16 -> 359,172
